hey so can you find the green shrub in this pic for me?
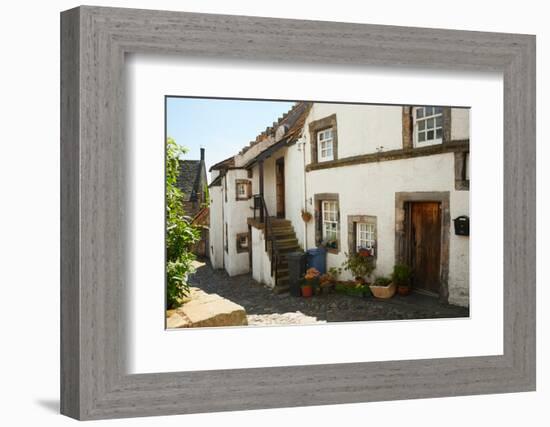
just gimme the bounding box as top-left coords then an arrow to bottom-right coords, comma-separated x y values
341,252 -> 375,280
166,137 -> 201,309
373,276 -> 392,286
392,264 -> 413,286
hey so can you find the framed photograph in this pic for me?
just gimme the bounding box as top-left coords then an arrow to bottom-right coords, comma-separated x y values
61,6 -> 535,420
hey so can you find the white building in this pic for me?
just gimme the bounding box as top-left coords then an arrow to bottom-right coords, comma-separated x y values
208,102 -> 470,307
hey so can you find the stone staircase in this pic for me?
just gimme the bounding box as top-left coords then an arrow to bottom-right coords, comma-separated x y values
265,218 -> 303,293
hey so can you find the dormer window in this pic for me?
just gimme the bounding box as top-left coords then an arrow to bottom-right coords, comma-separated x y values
414,106 -> 443,146
317,128 -> 334,162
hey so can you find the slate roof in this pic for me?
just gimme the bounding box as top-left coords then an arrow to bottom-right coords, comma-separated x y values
177,159 -> 203,201
208,155 -> 235,172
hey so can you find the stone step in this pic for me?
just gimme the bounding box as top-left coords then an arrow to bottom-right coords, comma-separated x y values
277,267 -> 289,276
276,238 -> 299,245
268,218 -> 291,225
271,227 -> 294,234
275,242 -> 300,250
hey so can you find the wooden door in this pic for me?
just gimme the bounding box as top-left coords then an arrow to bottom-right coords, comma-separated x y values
275,158 -> 285,218
409,202 -> 441,294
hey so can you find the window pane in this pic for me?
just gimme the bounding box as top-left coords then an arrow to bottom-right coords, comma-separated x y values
436,128 -> 442,139
426,107 -> 433,116
436,115 -> 442,126
434,106 -> 443,114
418,120 -> 425,131
418,132 -> 426,142
427,118 -> 434,129
416,108 -> 424,118
427,130 -> 434,140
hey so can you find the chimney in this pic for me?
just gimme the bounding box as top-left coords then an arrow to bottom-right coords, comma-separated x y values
200,147 -> 205,161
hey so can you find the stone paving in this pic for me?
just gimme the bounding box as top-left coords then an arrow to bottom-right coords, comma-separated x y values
187,260 -> 469,325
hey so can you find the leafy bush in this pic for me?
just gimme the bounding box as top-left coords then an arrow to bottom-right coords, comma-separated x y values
392,264 -> 413,286
373,276 -> 392,286
342,251 -> 375,280
166,137 -> 201,309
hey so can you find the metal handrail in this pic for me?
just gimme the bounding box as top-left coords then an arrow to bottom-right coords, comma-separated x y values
252,194 -> 281,286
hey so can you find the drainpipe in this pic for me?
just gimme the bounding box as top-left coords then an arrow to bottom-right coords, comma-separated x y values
297,136 -> 308,250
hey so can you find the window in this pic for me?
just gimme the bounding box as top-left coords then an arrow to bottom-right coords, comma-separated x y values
317,128 -> 334,162
356,222 -> 376,255
236,232 -> 249,253
322,200 -> 339,246
347,215 -> 377,257
414,106 -> 443,146
309,114 -> 338,164
235,179 -> 251,201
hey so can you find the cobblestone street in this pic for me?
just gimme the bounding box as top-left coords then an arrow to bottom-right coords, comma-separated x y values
187,260 -> 469,326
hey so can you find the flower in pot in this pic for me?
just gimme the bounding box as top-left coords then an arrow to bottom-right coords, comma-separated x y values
392,264 -> 413,296
341,251 -> 375,285
302,267 -> 320,297
369,276 -> 396,299
301,209 -> 312,222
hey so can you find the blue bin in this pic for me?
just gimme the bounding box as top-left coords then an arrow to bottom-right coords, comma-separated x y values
306,247 -> 327,274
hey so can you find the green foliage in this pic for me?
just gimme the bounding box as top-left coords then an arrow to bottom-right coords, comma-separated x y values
334,281 -> 371,297
341,252 -> 375,280
166,137 -> 201,309
201,183 -> 211,208
392,264 -> 413,286
373,276 -> 392,286
328,266 -> 342,280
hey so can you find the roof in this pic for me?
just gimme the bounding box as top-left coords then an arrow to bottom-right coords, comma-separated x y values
206,101 -> 312,173
191,206 -> 210,226
208,156 -> 235,172
243,102 -> 312,168
208,173 -> 223,188
177,159 -> 203,202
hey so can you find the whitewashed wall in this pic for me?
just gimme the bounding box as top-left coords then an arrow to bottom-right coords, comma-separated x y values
284,143 -> 307,249
448,189 -> 470,307
221,169 -> 251,276
208,184 -> 224,269
303,103 -> 403,163
451,108 -> 470,141
251,227 -> 275,288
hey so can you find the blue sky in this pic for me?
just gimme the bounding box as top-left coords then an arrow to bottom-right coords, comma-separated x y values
166,97 -> 295,175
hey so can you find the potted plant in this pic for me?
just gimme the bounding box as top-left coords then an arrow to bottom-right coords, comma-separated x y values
301,209 -> 312,222
302,267 -> 320,297
341,250 -> 375,284
319,273 -> 334,295
369,276 -> 396,299
392,264 -> 413,296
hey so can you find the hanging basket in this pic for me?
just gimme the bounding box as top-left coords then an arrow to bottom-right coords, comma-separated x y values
301,210 -> 312,222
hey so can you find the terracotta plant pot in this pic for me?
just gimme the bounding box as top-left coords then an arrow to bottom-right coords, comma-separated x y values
301,211 -> 312,222
301,285 -> 313,298
369,282 -> 397,299
397,285 -> 412,296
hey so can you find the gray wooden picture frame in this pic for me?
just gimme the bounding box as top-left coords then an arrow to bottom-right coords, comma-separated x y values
60,5 -> 536,421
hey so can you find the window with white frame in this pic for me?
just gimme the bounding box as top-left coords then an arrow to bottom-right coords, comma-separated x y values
235,179 -> 250,201
356,222 -> 376,255
317,128 -> 334,162
414,106 -> 443,146
322,200 -> 339,245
